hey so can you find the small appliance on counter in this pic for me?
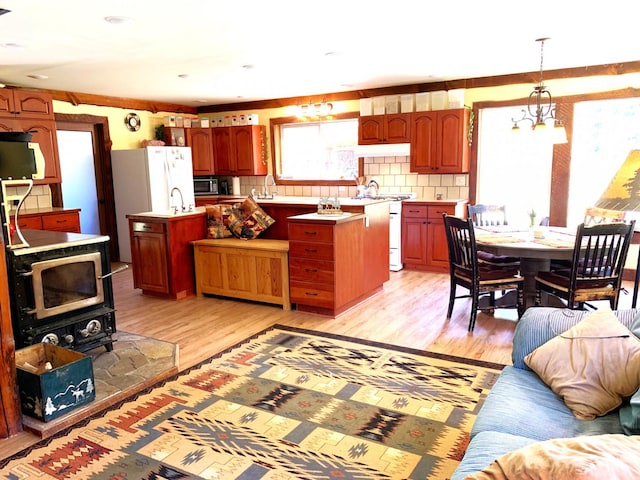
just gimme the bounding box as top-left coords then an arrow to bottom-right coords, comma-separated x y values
194,176 -> 218,196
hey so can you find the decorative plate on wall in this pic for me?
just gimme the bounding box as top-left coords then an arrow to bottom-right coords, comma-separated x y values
125,113 -> 140,132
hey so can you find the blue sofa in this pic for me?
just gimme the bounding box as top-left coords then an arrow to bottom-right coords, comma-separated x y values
451,307 -> 640,479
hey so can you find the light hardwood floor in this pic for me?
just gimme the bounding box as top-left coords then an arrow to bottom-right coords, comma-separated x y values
1,266 -> 636,459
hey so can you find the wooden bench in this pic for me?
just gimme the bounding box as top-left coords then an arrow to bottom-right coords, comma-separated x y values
192,238 -> 290,310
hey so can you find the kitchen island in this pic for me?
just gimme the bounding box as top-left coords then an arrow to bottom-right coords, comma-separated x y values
129,196 -> 391,316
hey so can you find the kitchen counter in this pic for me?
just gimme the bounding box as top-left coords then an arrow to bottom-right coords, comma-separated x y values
127,206 -> 207,219
255,195 -> 391,206
402,198 -> 468,205
287,212 -> 365,223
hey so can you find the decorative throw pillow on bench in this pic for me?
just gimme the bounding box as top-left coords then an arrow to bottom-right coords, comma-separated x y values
523,308 -> 640,420
206,196 -> 275,240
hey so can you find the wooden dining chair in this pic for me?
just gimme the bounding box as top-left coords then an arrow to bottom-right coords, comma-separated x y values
551,207 -> 629,271
583,207 -> 626,225
443,214 -> 525,332
467,204 -> 520,268
468,204 -> 510,227
535,220 -> 635,310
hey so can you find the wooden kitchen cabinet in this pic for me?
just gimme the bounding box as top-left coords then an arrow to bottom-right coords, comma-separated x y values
358,113 -> 411,144
0,89 -> 54,119
401,201 -> 467,272
127,212 -> 206,300
288,213 -> 365,316
186,128 -> 215,175
213,125 -> 267,176
0,89 -> 61,183
410,109 -> 470,174
12,208 -> 80,233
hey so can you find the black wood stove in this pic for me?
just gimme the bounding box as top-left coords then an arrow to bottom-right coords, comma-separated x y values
5,229 -> 117,352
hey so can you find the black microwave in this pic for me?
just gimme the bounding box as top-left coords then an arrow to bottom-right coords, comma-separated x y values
194,177 -> 218,196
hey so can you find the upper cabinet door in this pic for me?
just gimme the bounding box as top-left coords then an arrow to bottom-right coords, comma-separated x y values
13,91 -> 54,119
231,126 -> 267,176
359,116 -> 385,144
187,128 -> 215,175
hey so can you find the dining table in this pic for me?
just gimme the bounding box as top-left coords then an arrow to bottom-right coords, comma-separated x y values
474,225 -> 577,308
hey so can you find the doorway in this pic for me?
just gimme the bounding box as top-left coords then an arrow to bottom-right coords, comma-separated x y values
53,114 -> 119,260
57,130 -> 100,234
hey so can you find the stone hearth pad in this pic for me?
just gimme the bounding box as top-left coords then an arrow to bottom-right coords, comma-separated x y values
21,331 -> 179,438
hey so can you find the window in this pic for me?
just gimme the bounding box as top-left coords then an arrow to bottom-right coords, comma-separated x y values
568,97 -> 640,226
271,113 -> 360,184
476,105 -> 553,227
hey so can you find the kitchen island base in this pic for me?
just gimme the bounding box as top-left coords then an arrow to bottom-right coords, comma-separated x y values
193,238 -> 290,310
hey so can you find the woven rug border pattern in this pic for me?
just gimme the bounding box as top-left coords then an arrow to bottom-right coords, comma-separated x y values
1,323 -> 505,469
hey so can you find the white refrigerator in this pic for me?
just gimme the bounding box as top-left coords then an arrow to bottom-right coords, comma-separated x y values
111,146 -> 195,263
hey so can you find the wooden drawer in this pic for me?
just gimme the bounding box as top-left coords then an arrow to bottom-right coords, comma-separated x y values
288,223 -> 334,243
289,241 -> 334,261
16,216 -> 42,229
402,205 -> 428,218
42,213 -> 79,231
290,282 -> 334,308
132,221 -> 165,234
289,257 -> 334,284
428,205 -> 456,218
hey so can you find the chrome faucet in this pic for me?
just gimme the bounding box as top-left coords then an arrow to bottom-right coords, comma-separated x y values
263,173 -> 277,198
170,187 -> 185,214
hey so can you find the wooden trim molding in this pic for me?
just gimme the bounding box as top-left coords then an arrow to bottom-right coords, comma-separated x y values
12,61 -> 640,115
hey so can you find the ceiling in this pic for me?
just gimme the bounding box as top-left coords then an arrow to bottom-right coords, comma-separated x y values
1,0 -> 640,108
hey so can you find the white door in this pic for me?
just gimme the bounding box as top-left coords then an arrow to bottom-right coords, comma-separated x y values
57,130 -> 100,234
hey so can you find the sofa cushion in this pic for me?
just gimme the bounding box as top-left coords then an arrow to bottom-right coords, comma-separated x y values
469,366 -> 624,441
620,310 -> 640,434
524,308 -> 640,420
463,434 -> 640,480
449,431 -> 537,480
512,307 -> 639,370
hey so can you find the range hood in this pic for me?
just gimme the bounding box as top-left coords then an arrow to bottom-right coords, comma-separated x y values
351,143 -> 411,157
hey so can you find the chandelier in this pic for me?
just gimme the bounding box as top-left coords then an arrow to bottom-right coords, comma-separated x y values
511,38 -> 567,144
296,98 -> 333,118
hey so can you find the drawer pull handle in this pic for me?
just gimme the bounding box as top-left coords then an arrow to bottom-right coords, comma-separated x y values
304,231 -> 318,235
408,210 -> 420,213
305,268 -> 318,273
304,248 -> 318,253
305,292 -> 319,296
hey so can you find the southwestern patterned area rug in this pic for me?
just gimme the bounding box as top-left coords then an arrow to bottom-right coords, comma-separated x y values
1,325 -> 503,479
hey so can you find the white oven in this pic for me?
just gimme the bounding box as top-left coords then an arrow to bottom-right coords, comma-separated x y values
389,200 -> 403,271
380,193 -> 416,271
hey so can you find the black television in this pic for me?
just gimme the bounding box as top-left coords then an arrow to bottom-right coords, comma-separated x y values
0,141 -> 36,180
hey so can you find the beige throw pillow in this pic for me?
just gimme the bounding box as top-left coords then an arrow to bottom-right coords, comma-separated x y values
464,434 -> 640,480
524,308 -> 640,420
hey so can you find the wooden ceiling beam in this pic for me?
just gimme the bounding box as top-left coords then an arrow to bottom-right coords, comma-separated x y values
8,60 -> 640,114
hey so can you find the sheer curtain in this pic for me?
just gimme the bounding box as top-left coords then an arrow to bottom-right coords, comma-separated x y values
477,106 -> 553,228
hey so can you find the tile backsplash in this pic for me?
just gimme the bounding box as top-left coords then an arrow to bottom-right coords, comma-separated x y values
239,156 -> 469,200
4,184 -> 52,210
